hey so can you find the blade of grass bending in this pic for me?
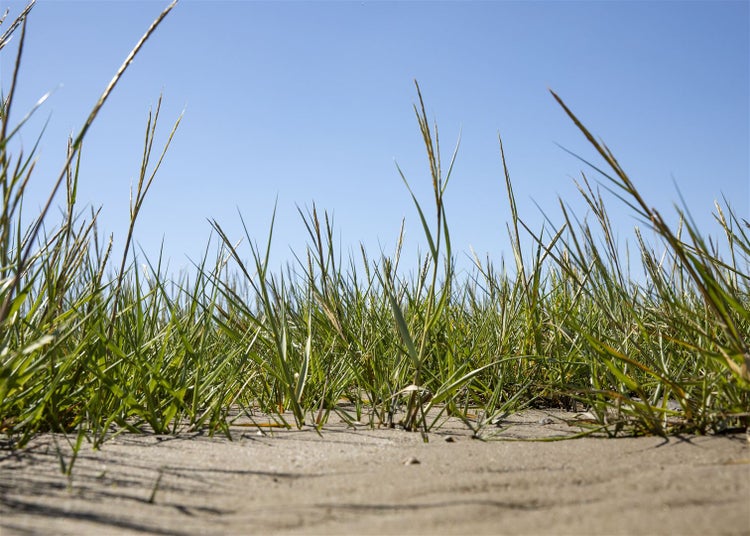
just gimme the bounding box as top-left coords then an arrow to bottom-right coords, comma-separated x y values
395,163 -> 437,260
552,89 -> 750,383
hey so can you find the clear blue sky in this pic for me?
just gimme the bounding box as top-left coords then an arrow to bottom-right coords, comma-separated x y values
3,0 -> 748,277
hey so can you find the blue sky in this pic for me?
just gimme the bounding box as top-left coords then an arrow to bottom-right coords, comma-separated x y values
2,0 -> 748,277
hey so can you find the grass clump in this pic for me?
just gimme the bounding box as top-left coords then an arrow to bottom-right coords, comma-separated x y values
1,1 -> 748,462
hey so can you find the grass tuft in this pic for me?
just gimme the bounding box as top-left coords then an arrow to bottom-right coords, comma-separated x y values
0,1 -> 747,469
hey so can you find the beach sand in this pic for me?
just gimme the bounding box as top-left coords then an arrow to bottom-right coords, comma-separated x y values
1,409 -> 748,535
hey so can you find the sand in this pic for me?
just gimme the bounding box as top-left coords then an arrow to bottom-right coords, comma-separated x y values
1,408 -> 748,535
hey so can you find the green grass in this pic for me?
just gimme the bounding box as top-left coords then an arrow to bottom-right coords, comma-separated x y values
1,1 -> 748,460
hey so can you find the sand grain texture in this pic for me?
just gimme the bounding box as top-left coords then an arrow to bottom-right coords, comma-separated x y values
1,409 -> 748,535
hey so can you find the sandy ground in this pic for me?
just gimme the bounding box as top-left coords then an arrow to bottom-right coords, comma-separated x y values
1,408 -> 748,536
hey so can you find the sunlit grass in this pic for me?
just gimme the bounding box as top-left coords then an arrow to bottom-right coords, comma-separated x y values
1,1 -> 747,466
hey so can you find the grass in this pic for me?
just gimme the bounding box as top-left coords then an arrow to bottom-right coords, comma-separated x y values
1,1 -> 748,461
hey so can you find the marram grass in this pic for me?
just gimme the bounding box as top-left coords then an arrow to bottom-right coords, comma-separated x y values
1,2 -> 748,461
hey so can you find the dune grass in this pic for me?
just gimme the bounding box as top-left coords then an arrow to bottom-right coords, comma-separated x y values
1,1 -> 748,461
